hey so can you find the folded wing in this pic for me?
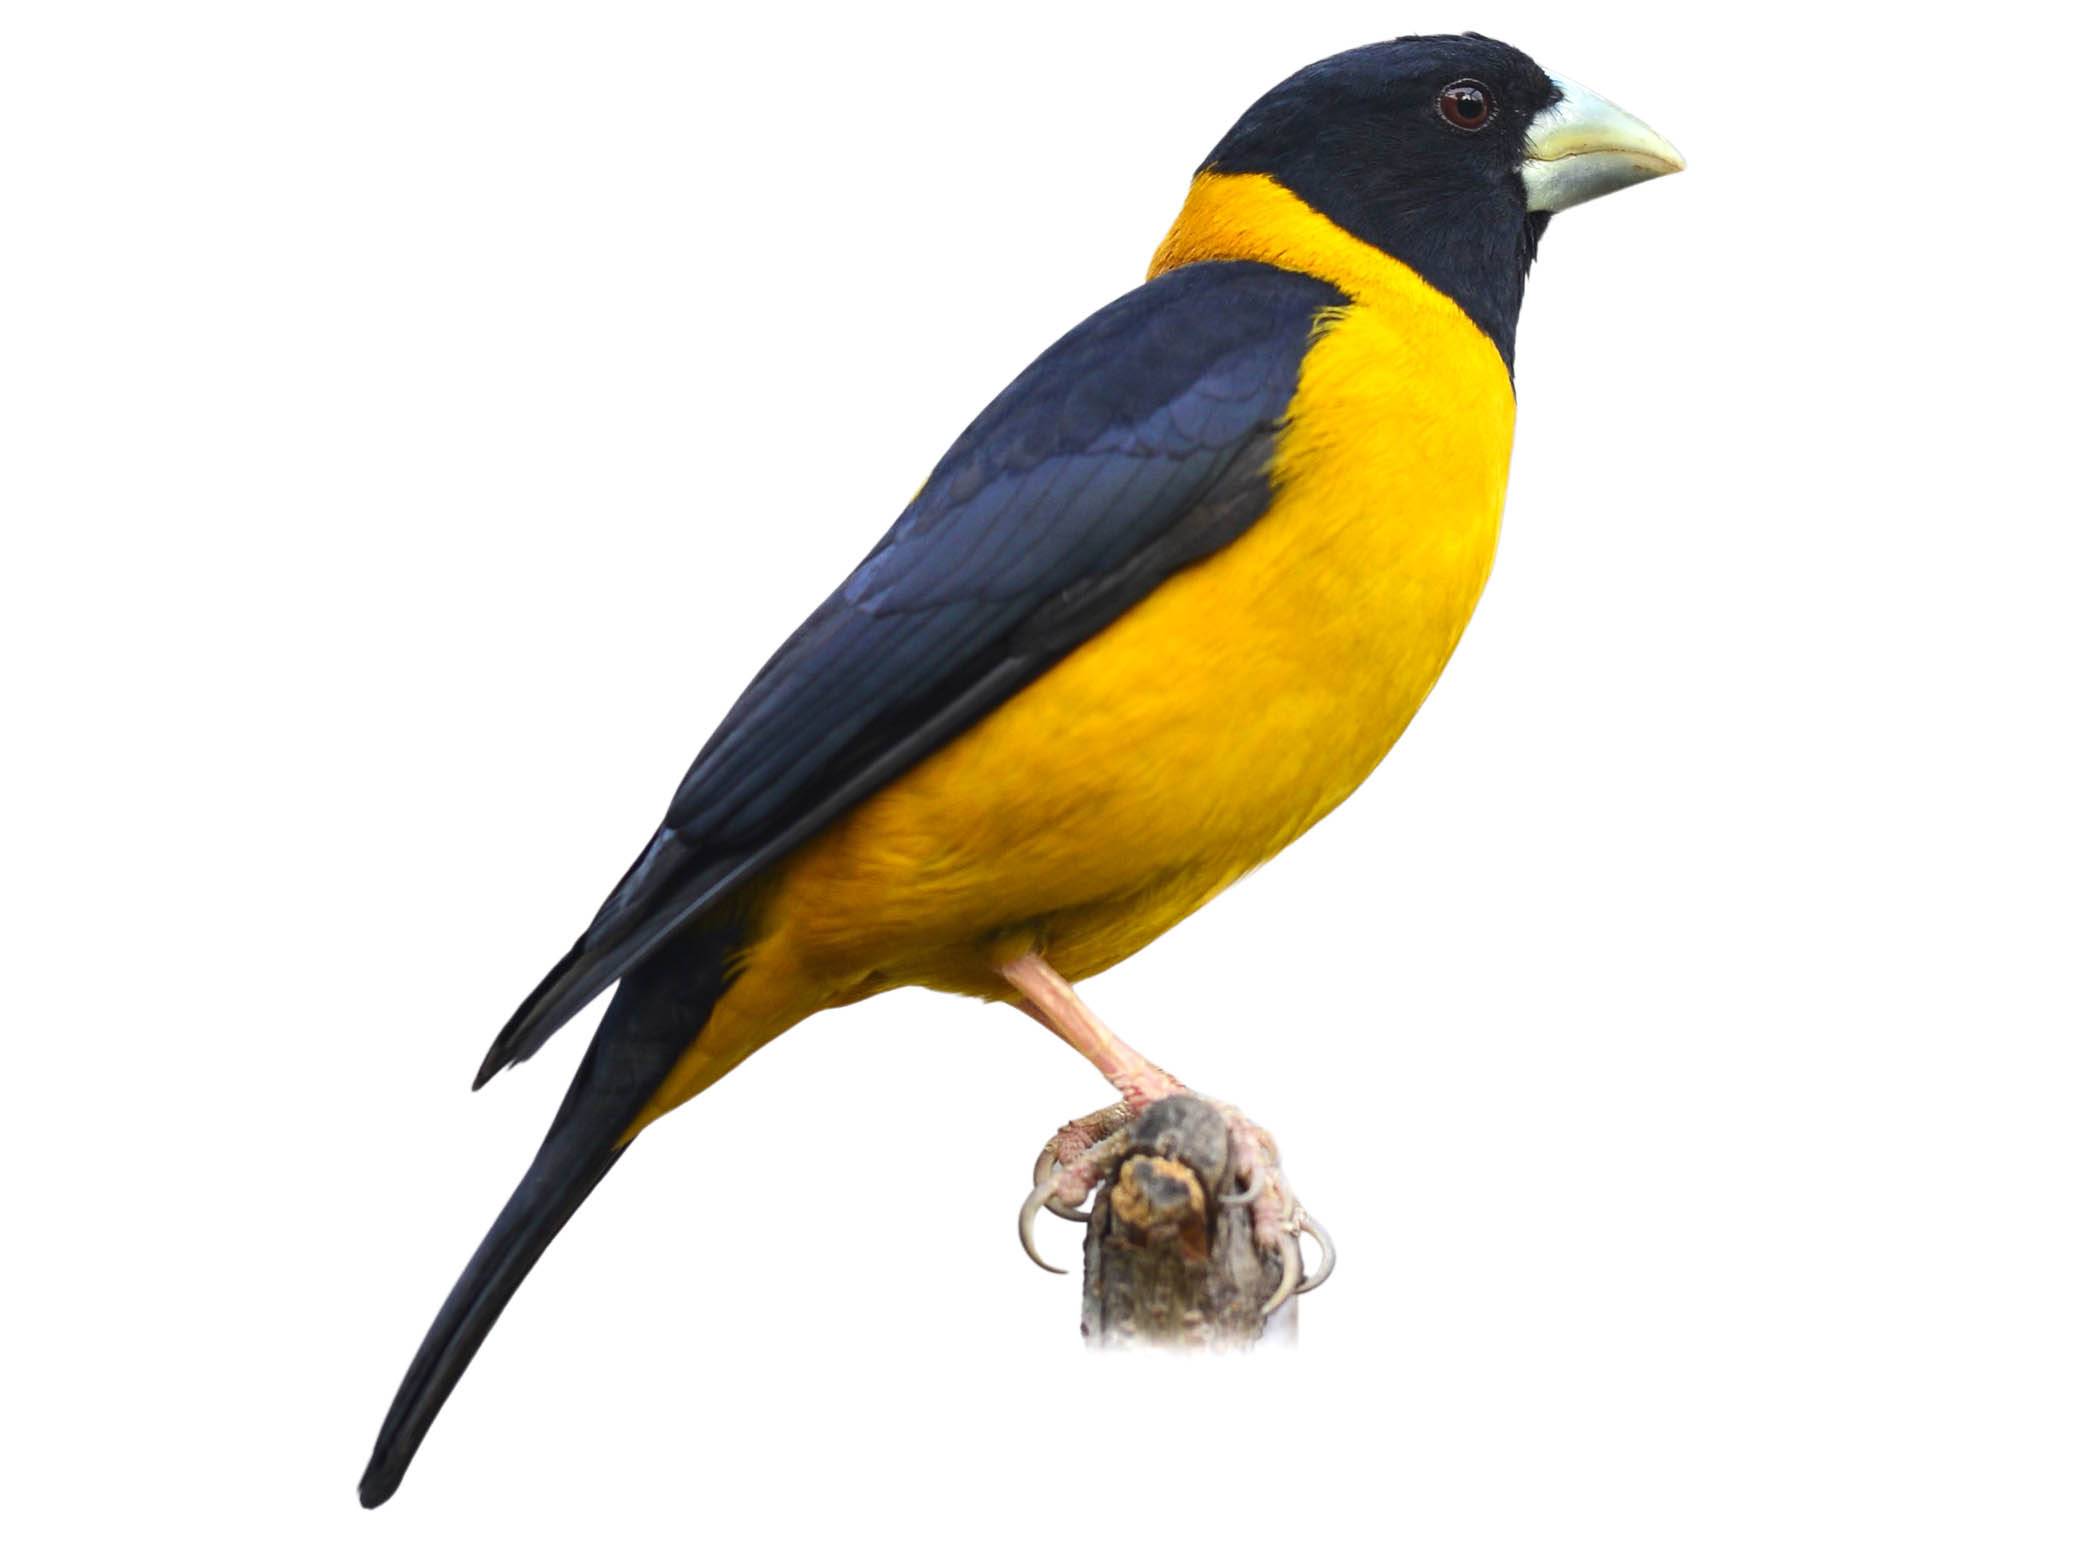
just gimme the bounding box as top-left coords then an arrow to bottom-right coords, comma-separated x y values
476,260 -> 1345,1085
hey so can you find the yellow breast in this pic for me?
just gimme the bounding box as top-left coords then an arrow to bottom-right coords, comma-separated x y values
762,174 -> 1517,997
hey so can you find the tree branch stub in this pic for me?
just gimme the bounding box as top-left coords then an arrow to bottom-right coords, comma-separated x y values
1079,1095 -> 1298,1348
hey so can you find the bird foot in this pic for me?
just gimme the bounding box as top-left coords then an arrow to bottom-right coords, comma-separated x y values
1027,1100 -> 1139,1223
1020,1090 -> 1335,1311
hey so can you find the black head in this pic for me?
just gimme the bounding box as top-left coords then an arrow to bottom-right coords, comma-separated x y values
1203,34 -> 1562,369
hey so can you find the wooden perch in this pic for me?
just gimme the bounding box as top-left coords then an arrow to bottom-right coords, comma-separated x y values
1079,1095 -> 1300,1348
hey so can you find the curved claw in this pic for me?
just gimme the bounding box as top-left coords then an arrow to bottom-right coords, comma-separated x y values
1018,1178 -> 1071,1275
1220,1171 -> 1265,1207
1261,1226 -> 1304,1316
1032,1146 -> 1091,1222
1293,1210 -> 1336,1296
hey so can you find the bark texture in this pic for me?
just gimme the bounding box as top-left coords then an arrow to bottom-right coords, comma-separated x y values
1079,1095 -> 1297,1347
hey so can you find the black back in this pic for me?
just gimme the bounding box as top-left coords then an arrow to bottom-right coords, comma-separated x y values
475,260 -> 1346,1083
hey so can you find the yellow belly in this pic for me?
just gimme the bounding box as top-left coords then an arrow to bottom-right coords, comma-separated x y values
630,176 -> 1516,1129
766,268 -> 1514,993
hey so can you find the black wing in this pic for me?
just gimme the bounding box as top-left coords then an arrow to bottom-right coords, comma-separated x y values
476,259 -> 1345,1085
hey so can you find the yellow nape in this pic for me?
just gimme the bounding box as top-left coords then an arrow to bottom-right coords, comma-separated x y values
626,171 -> 1519,1138
1151,170 -> 1508,352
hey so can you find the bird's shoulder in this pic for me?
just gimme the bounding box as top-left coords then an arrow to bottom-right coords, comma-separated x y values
675,258 -> 1347,831
477,260 -> 1347,1083
877,258 -> 1349,587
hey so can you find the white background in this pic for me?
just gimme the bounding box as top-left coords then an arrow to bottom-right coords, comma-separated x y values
4,2 -> 2069,1551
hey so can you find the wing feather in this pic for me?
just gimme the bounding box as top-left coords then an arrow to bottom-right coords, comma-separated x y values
475,260 -> 1345,1085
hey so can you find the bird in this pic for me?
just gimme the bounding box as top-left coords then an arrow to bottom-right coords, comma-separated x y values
359,32 -> 1682,1507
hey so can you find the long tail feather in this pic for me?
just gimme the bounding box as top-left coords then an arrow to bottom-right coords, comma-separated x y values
359,919 -> 736,1508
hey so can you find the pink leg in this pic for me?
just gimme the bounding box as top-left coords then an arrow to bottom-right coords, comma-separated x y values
998,951 -> 1182,1111
1001,951 -> 1334,1304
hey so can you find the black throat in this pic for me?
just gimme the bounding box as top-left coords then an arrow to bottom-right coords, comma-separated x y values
1202,147 -> 1546,373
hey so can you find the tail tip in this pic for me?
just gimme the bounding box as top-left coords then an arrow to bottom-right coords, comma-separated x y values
359,1421 -> 418,1508
357,1462 -> 401,1510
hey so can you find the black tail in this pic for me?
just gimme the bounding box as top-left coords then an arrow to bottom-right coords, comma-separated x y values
358,919 -> 737,1508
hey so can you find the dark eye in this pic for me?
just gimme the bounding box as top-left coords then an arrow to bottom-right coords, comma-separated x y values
1436,79 -> 1494,131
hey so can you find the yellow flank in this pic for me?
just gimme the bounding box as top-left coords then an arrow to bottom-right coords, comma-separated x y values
626,172 -> 1517,1135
